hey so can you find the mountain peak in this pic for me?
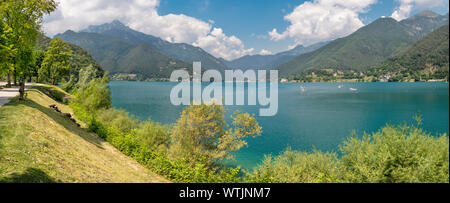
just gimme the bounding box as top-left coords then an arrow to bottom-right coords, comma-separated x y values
82,20 -> 129,33
110,20 -> 126,26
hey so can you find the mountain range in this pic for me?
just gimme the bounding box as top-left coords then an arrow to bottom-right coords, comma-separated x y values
277,11 -> 449,77
52,10 -> 449,80
55,30 -> 191,79
221,42 -> 328,70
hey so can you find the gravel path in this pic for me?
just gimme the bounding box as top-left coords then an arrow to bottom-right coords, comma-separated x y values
0,82 -> 36,107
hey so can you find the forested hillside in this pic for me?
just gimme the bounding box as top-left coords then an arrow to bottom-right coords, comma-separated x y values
374,25 -> 449,81
277,11 -> 449,77
55,30 -> 191,80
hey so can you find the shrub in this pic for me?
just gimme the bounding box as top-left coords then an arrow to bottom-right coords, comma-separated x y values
74,74 -> 111,111
340,124 -> 449,183
246,122 -> 449,183
246,149 -> 339,183
169,103 -> 262,167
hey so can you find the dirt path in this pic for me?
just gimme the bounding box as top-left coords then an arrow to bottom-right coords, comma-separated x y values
0,83 -> 37,107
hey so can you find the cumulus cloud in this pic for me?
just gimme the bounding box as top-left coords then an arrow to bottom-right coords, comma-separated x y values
259,49 -> 273,55
43,0 -> 253,60
193,28 -> 254,60
391,0 -> 446,21
269,0 -> 377,47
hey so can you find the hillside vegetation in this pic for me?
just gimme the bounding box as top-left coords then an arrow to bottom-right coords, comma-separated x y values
278,11 -> 449,77
81,20 -> 228,72
55,30 -> 190,80
374,25 -> 449,81
0,85 -> 167,183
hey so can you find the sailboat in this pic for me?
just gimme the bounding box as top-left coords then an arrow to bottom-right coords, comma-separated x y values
300,86 -> 306,92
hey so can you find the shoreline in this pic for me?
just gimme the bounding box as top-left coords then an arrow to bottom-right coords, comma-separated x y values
108,80 -> 450,84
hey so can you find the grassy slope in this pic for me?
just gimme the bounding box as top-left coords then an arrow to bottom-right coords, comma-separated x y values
0,85 -> 168,183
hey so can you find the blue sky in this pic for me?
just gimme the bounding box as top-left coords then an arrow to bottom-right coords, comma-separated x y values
44,0 -> 449,60
158,0 -> 449,54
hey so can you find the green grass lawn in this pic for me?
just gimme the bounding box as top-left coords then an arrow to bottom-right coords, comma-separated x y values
0,85 -> 168,183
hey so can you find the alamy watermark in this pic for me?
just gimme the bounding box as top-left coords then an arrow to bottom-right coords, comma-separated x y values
170,62 -> 279,116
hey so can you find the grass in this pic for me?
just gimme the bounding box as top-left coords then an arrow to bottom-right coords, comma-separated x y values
0,85 -> 168,183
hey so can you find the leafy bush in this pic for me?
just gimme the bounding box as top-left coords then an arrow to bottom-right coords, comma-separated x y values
246,122 -> 449,183
246,149 -> 339,183
340,124 -> 449,183
169,104 -> 262,167
71,100 -> 242,183
74,74 -> 111,111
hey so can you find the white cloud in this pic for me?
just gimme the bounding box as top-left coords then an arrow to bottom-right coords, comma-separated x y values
269,0 -> 377,47
391,0 -> 446,21
259,49 -> 273,55
193,28 -> 254,60
43,0 -> 253,60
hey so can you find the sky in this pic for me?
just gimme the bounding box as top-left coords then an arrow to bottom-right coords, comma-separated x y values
43,0 -> 449,60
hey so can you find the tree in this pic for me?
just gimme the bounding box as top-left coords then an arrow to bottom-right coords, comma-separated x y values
0,18 -> 16,87
169,103 -> 262,167
39,38 -> 72,85
28,49 -> 45,82
1,0 -> 57,99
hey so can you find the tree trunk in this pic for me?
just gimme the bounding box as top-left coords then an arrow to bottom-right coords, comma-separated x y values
7,73 -> 11,87
19,81 -> 25,100
13,69 -> 17,86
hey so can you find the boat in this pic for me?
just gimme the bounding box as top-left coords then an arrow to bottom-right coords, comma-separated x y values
338,85 -> 343,89
349,88 -> 357,91
300,86 -> 306,92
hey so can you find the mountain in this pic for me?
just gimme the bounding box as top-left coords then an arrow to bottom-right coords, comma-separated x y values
400,10 -> 449,39
54,30 -> 191,79
376,24 -> 449,79
223,42 -> 327,70
81,20 -> 228,72
277,11 -> 449,76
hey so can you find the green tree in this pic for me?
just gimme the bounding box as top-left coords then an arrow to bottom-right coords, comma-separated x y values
0,18 -> 16,86
1,0 -> 57,99
169,103 -> 262,167
39,38 -> 72,85
28,49 -> 45,82
74,74 -> 112,111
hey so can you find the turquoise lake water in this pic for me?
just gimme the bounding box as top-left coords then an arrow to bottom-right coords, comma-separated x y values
109,81 -> 449,169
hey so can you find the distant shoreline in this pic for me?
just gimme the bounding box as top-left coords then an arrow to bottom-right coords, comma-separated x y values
108,79 -> 449,84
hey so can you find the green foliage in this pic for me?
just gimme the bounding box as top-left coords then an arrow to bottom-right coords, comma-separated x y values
0,0 -> 57,81
39,38 -> 73,84
247,121 -> 449,183
70,101 -> 243,183
169,104 -> 262,167
73,74 -> 111,111
340,124 -> 449,183
246,148 -> 339,183
36,34 -> 104,90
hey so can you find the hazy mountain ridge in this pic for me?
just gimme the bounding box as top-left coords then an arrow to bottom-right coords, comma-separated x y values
277,11 -> 449,77
222,42 -> 328,70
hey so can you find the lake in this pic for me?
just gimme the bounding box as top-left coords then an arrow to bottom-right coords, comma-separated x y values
109,81 -> 449,169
